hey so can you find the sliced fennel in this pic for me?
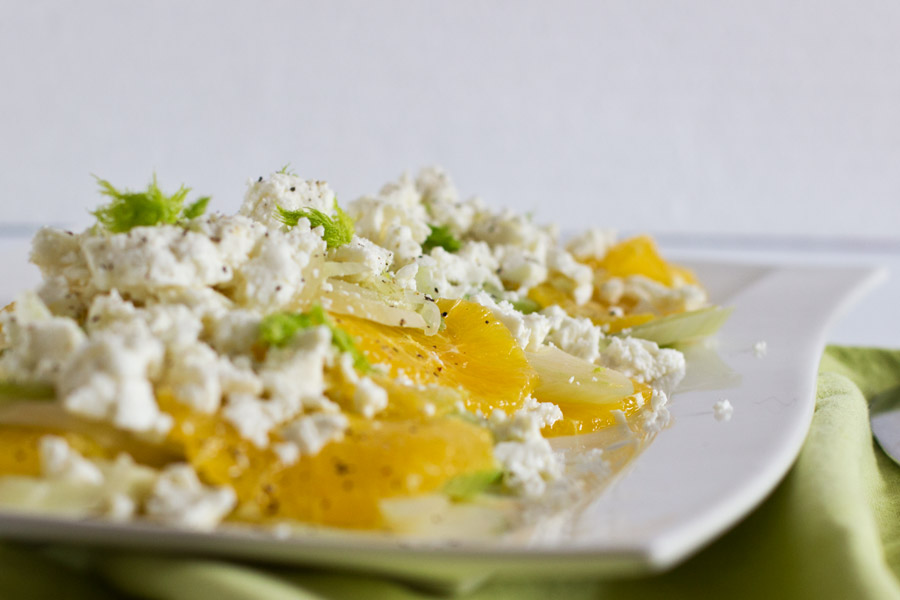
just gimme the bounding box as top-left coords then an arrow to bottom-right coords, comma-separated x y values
0,380 -> 55,402
0,402 -> 181,467
321,279 -> 441,335
0,456 -> 156,518
622,306 -> 733,347
526,346 -> 636,406
0,476 -> 107,517
379,493 -> 513,538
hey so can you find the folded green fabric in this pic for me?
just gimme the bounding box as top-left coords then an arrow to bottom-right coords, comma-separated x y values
3,347 -> 899,600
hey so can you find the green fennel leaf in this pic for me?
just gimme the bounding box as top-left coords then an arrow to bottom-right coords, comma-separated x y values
258,312 -> 316,347
422,224 -> 461,254
258,305 -> 370,372
181,196 -> 210,220
511,297 -> 541,315
276,200 -> 354,249
92,175 -> 210,233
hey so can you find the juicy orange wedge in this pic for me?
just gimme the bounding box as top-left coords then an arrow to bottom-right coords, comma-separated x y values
0,426 -> 93,476
543,381 -> 652,436
527,282 -> 656,333
335,299 -> 538,416
160,388 -> 495,529
260,416 -> 495,528
585,235 -> 696,287
525,346 -> 651,437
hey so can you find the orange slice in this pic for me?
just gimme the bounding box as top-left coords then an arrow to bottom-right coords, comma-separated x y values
334,299 -> 538,416
585,235 -> 696,287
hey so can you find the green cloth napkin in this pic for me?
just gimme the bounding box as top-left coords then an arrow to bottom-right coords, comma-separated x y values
3,346 -> 899,600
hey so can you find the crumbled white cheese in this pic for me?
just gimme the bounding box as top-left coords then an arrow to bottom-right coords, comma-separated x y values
145,463 -> 236,531
414,242 -> 501,299
30,228 -> 94,304
220,394 -> 281,448
240,174 -> 336,230
469,291 -> 552,351
546,248 -> 593,306
193,214 -> 267,269
597,278 -> 625,305
0,292 -> 86,383
87,291 -> 203,349
598,336 -> 686,389
39,436 -> 104,486
494,439 -> 564,497
753,341 -> 768,358
493,246 -> 549,291
81,226 -> 235,301
329,236 -> 394,279
271,442 -> 301,465
614,275 -> 708,315
713,399 -> 734,422
469,209 -> 555,252
489,396 -> 563,442
279,412 -> 349,457
163,342 -> 261,414
353,376 -> 388,418
565,227 -> 617,260
541,305 -> 604,363
259,326 -> 333,409
347,173 -> 431,266
222,327 -> 334,447
208,309 -> 261,356
640,389 -> 671,433
58,321 -> 172,435
415,166 -> 482,235
488,397 -> 564,496
231,226 -> 326,311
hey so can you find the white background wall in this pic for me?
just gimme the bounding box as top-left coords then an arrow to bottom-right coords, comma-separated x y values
1,1 -> 899,239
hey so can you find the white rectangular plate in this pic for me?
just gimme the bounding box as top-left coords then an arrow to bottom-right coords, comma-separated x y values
0,247 -> 885,585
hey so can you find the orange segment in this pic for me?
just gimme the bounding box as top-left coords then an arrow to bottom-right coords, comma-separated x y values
543,382 -> 652,436
159,391 -> 496,529
158,391 -> 278,506
262,416 -> 495,528
585,235 -> 696,287
527,282 -> 656,333
525,346 -> 652,437
334,299 -> 537,415
0,424 -> 165,476
0,426 -> 60,476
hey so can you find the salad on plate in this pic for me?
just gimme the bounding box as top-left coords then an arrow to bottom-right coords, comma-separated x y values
0,167 -> 729,538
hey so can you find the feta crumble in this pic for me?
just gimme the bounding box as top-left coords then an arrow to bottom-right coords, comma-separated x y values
713,399 -> 734,422
598,336 -> 686,390
145,464 -> 236,531
40,436 -> 104,486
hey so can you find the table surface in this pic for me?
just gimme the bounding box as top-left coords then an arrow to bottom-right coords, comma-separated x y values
0,232 -> 896,348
